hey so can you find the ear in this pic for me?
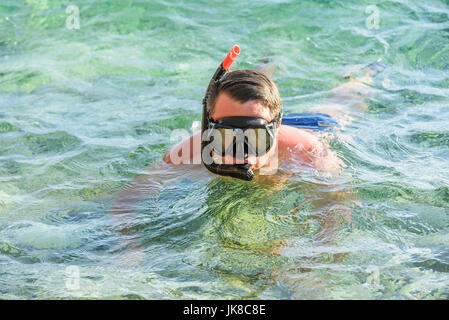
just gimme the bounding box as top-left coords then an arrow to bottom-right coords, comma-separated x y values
277,113 -> 283,127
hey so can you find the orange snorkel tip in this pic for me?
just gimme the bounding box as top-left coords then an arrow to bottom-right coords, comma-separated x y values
221,45 -> 240,71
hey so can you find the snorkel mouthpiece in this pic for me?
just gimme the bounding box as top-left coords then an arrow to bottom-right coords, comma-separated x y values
209,163 -> 255,181
201,45 -> 255,181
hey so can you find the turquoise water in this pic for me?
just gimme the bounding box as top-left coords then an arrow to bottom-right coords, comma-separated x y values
1,0 -> 449,299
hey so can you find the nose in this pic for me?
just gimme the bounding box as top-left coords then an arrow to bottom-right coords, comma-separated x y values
216,153 -> 258,168
245,155 -> 257,165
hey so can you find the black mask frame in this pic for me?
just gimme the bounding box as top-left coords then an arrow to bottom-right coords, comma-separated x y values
206,114 -> 281,158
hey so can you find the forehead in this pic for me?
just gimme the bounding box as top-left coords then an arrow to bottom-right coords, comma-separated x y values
211,92 -> 272,122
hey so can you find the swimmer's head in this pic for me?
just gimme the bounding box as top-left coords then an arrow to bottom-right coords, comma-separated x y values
205,70 -> 282,171
201,48 -> 282,181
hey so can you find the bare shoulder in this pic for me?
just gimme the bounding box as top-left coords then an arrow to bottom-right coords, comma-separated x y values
164,131 -> 202,165
278,125 -> 344,173
277,125 -> 322,152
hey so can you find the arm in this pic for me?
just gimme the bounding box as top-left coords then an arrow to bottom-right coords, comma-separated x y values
109,161 -> 201,266
108,164 -> 164,266
111,131 -> 202,222
109,132 -> 204,265
268,126 -> 352,258
108,162 -> 170,257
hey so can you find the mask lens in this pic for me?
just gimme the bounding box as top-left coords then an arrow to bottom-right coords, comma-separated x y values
208,116 -> 278,158
244,128 -> 273,156
211,128 -> 235,156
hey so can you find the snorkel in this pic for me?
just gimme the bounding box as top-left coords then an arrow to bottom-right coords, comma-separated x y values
201,45 -> 255,181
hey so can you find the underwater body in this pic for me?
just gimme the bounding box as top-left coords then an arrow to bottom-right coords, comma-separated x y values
1,0 -> 449,299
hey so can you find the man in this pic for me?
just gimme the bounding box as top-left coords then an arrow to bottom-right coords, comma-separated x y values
110,57 -> 384,266
111,58 -> 385,209
164,69 -> 344,179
